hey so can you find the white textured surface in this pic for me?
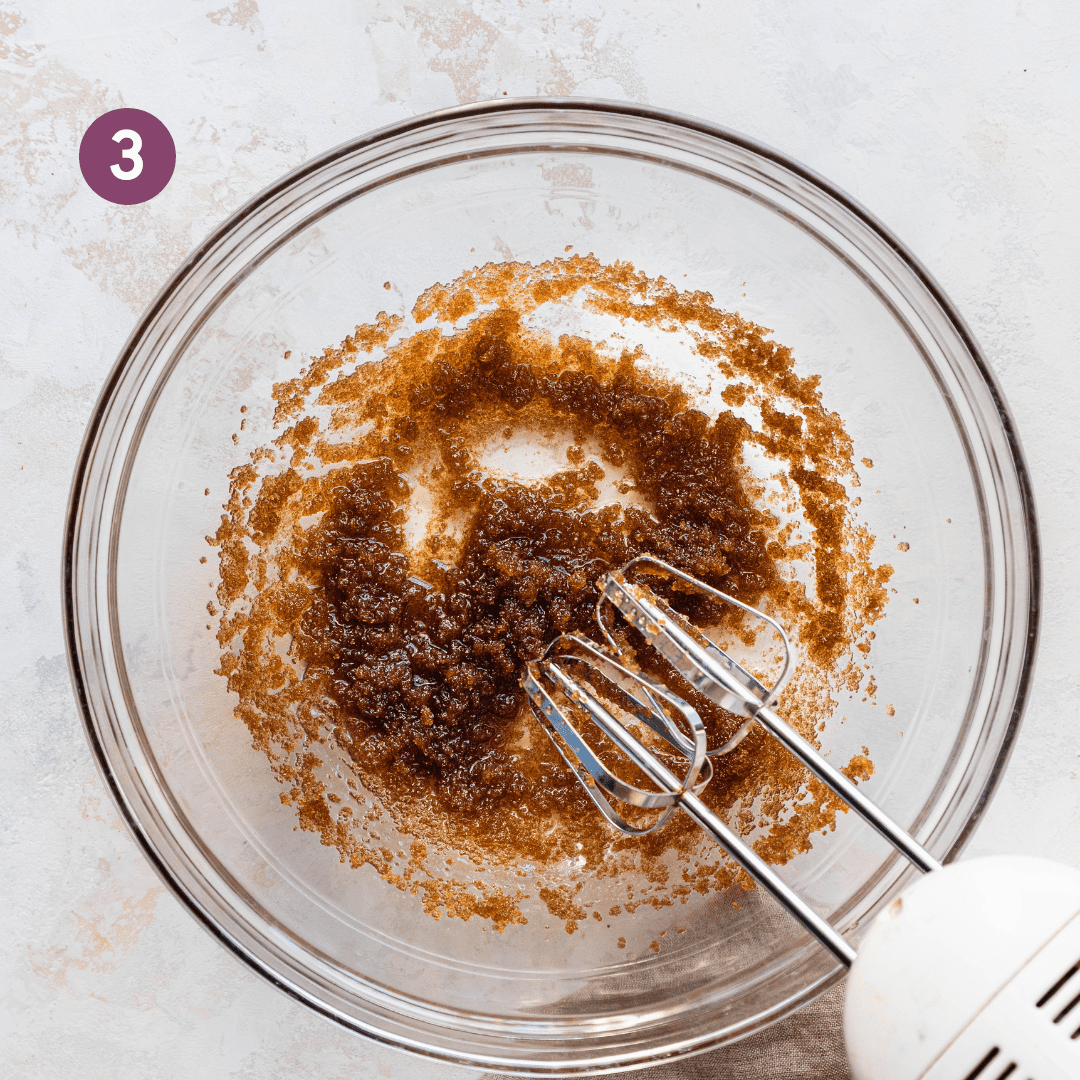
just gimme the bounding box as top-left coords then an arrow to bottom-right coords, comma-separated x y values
3,2 -> 1079,1077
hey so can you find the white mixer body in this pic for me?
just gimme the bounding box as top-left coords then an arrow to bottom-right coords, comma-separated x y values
844,855 -> 1080,1080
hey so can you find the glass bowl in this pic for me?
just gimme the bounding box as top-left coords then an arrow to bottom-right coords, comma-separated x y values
64,99 -> 1038,1074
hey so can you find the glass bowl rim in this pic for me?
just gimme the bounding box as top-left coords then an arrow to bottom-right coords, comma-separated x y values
62,96 -> 1041,1073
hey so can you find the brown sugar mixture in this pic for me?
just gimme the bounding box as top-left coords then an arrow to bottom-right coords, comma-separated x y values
211,255 -> 891,933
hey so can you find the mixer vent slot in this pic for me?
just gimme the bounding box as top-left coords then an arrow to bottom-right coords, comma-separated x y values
1036,959 -> 1080,1008
959,1047 -> 1023,1080
1053,989 -> 1080,1024
961,1047 -> 999,1080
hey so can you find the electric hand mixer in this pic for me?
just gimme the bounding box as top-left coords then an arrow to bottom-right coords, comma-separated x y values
521,556 -> 1080,1080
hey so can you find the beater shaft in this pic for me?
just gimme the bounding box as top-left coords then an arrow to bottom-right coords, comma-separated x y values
751,705 -> 941,874
680,789 -> 858,965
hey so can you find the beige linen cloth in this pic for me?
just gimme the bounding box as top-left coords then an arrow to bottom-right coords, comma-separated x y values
482,982 -> 852,1080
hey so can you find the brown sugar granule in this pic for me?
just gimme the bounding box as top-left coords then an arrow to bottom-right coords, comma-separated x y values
213,255 -> 887,931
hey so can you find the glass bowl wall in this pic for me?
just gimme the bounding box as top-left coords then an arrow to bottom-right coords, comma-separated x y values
64,99 -> 1038,1074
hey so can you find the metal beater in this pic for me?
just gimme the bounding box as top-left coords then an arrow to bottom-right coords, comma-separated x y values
521,554 -> 941,967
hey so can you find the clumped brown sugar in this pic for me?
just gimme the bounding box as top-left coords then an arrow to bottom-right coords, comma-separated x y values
212,255 -> 892,932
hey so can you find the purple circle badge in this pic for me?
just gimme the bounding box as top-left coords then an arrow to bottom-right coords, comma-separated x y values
79,108 -> 176,205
